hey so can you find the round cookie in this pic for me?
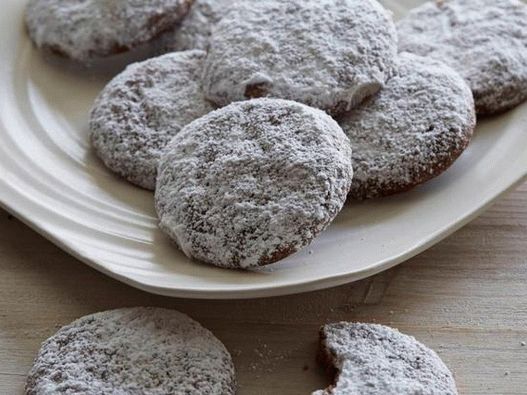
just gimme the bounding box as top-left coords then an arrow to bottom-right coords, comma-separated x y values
90,50 -> 215,190
155,98 -> 353,269
25,0 -> 194,62
397,0 -> 527,115
162,0 -> 236,52
339,52 -> 475,200
25,307 -> 236,395
313,322 -> 458,395
202,0 -> 397,114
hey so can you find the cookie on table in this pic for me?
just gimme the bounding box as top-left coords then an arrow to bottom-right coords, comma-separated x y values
313,322 -> 458,395
397,0 -> 527,115
340,52 -> 475,200
202,0 -> 397,114
90,50 -> 215,190
25,307 -> 236,395
162,0 -> 235,52
25,0 -> 194,63
155,98 -> 353,269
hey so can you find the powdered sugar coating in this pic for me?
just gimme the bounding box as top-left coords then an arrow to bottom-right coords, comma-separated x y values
25,0 -> 194,62
340,52 -> 475,200
162,0 -> 235,52
155,98 -> 353,269
90,50 -> 215,190
397,0 -> 527,115
25,307 -> 236,395
202,0 -> 397,114
313,322 -> 457,395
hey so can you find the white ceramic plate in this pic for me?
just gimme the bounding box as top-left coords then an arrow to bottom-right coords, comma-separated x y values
1,0 -> 526,299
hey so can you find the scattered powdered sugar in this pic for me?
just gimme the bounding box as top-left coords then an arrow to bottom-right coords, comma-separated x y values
161,0 -> 236,52
90,50 -> 215,190
397,0 -> 527,115
313,322 -> 457,395
202,0 -> 397,114
248,340 -> 292,375
25,0 -> 194,62
25,307 -> 236,395
155,98 -> 353,269
339,52 -> 475,200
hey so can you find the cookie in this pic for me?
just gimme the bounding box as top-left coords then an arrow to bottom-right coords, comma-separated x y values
202,0 -> 397,114
25,0 -> 194,62
90,50 -> 215,190
340,52 -> 475,200
313,322 -> 458,395
155,98 -> 353,269
25,307 -> 236,395
397,0 -> 527,115
162,0 -> 235,52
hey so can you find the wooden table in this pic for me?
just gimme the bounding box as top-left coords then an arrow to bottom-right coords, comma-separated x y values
1,183 -> 526,395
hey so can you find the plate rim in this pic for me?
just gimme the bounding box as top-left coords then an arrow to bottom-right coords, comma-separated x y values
2,170 -> 526,299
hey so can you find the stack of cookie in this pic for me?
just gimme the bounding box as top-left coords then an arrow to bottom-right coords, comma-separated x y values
26,0 -> 527,270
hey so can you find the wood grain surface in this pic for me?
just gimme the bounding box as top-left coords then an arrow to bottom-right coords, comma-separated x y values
1,182 -> 527,394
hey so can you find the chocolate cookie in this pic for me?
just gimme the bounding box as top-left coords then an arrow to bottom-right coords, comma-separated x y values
25,0 -> 194,62
340,53 -> 475,200
202,0 -> 397,114
90,50 -> 215,190
314,322 -> 458,395
25,307 -> 236,395
155,98 -> 353,269
162,0 -> 235,52
397,0 -> 527,115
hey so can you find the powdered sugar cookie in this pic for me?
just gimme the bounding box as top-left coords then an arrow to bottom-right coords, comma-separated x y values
162,0 -> 235,52
25,307 -> 236,395
25,0 -> 194,63
398,0 -> 527,115
90,50 -> 215,190
314,322 -> 457,395
202,0 -> 397,114
340,53 -> 475,200
155,98 -> 353,269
